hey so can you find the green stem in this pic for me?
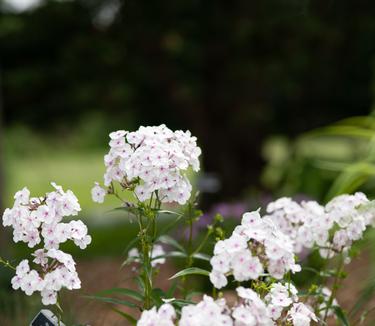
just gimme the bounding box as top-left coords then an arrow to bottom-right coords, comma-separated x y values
139,192 -> 161,310
193,228 -> 212,256
184,202 -> 194,269
138,211 -> 152,310
212,286 -> 217,299
55,294 -> 64,326
323,253 -> 345,321
182,203 -> 194,297
0,257 -> 16,270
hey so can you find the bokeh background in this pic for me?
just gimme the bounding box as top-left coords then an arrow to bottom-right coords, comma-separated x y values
2,0 -> 375,325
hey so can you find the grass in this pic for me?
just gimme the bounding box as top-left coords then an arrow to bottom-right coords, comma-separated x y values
3,149 -> 117,213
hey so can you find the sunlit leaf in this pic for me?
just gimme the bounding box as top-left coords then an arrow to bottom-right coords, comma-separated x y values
192,252 -> 210,261
169,267 -> 210,280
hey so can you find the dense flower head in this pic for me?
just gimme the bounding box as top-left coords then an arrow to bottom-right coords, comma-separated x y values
2,183 -> 91,249
264,193 -> 373,259
209,210 -> 301,289
2,184 -> 90,305
92,125 -> 201,205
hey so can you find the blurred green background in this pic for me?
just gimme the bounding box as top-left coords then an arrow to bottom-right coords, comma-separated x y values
2,0 -> 375,325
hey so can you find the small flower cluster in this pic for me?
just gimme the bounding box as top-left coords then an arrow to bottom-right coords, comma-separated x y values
137,284 -> 317,326
92,125 -> 201,205
2,184 -> 91,305
234,284 -> 316,326
179,295 -> 232,326
264,198 -> 325,254
128,244 -> 166,267
137,296 -> 231,326
137,303 -> 176,326
264,193 -> 373,259
209,211 -> 301,289
12,249 -> 81,305
3,184 -> 91,249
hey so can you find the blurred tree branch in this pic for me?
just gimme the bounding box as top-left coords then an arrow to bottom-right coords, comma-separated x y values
0,66 -> 4,214
0,65 -> 8,250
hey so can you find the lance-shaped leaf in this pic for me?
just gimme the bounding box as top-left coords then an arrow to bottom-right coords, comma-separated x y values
95,288 -> 144,302
112,308 -> 137,325
333,306 -> 350,326
85,295 -> 139,308
169,267 -> 210,280
157,235 -> 186,253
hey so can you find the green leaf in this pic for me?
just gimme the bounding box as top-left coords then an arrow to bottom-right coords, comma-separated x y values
158,213 -> 185,236
308,125 -> 375,140
121,255 -> 139,268
151,251 -> 211,262
85,295 -> 138,308
95,288 -> 143,302
151,288 -> 166,307
157,235 -> 186,253
135,276 -> 145,293
169,267 -> 210,280
112,308 -> 137,325
349,278 -> 375,317
167,280 -> 178,297
325,163 -> 375,200
157,210 -> 184,217
122,237 -> 139,255
151,251 -> 187,261
192,252 -> 211,262
171,299 -> 195,307
333,306 -> 350,326
113,206 -> 139,215
186,291 -> 203,300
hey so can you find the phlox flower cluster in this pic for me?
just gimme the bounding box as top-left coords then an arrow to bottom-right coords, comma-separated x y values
265,193 -> 373,259
2,184 -> 91,305
11,249 -> 81,305
179,295 -> 232,326
137,295 -> 232,326
209,211 -> 301,289
234,284 -> 316,326
3,184 -> 91,249
137,284 -> 317,326
92,125 -> 201,205
128,244 -> 166,267
137,303 -> 176,326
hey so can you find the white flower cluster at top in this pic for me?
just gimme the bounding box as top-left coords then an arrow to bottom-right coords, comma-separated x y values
2,184 -> 91,305
264,192 -> 373,259
209,211 -> 301,289
92,125 -> 201,205
138,283 -> 317,326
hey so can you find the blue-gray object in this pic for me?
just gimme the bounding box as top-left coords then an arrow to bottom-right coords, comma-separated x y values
30,309 -> 65,326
